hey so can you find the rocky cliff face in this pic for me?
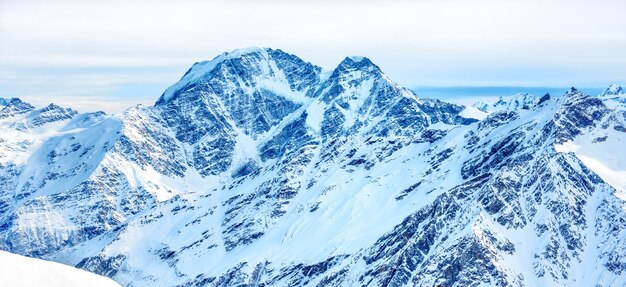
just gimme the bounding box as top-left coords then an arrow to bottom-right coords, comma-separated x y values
1,48 -> 625,287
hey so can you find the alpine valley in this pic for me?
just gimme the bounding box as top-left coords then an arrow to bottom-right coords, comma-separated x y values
1,48 -> 626,287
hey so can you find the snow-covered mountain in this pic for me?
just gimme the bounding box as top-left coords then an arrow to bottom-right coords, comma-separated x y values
1,48 -> 625,287
472,92 -> 544,112
0,250 -> 120,287
600,83 -> 624,98
599,83 -> 626,108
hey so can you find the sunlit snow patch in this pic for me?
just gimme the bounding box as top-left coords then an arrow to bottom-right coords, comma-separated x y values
0,251 -> 120,287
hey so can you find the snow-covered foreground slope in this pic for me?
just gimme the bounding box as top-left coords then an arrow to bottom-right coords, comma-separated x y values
1,48 -> 626,287
0,251 -> 120,287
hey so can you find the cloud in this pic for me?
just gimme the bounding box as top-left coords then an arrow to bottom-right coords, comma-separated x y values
1,0 -> 626,111
16,94 -> 155,114
0,67 -> 180,113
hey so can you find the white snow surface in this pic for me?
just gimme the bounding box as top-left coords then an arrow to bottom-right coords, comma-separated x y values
0,251 -> 120,287
555,121 -> 626,195
459,105 -> 488,120
305,99 -> 326,132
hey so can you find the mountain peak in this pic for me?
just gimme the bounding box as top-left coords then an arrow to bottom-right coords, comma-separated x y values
39,102 -> 77,115
564,87 -> 583,98
224,46 -> 268,57
336,56 -> 380,73
346,55 -> 367,62
0,97 -> 35,119
158,47 -> 274,104
6,97 -> 29,106
536,93 -> 551,106
156,47 -> 321,105
42,103 -> 63,110
599,83 -> 624,97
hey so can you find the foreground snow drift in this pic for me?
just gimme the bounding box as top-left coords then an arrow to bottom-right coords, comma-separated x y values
0,251 -> 120,287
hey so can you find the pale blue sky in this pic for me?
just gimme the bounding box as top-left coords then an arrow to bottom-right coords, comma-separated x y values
1,0 -> 625,113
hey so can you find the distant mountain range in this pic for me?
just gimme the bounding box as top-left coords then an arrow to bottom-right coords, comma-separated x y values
413,86 -> 605,103
1,48 -> 625,287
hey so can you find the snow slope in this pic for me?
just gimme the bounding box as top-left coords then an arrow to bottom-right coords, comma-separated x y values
1,48 -> 625,287
0,251 -> 120,287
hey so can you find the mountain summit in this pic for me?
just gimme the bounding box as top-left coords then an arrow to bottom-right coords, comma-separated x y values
600,83 -> 624,97
1,48 -> 626,287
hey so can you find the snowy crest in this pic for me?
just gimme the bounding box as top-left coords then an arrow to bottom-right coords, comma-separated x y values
599,83 -> 624,98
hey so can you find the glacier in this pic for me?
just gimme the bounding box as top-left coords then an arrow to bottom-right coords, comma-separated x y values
1,48 -> 625,287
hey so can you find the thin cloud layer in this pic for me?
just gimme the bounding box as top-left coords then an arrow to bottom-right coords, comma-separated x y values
1,0 -> 625,113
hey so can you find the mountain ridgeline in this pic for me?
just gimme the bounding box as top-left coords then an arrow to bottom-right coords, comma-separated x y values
1,48 -> 625,287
